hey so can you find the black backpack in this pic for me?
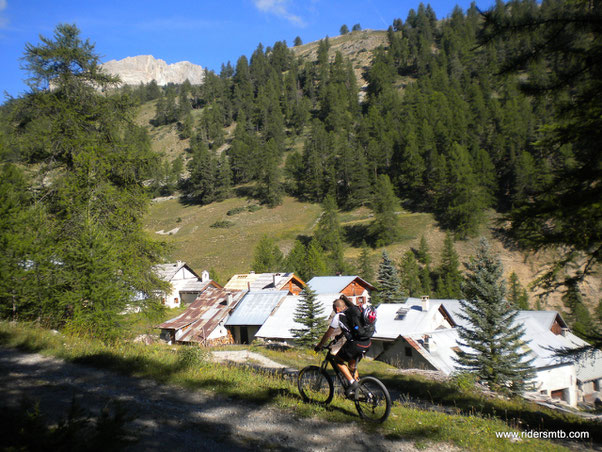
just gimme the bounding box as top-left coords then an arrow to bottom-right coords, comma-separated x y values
345,304 -> 376,341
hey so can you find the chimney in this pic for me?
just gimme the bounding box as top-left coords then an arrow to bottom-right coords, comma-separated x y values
227,293 -> 233,306
421,295 -> 430,311
273,274 -> 277,287
423,334 -> 436,352
201,270 -> 209,282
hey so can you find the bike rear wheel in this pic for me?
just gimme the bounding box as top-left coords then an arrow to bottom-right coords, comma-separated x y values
298,366 -> 334,405
354,376 -> 391,423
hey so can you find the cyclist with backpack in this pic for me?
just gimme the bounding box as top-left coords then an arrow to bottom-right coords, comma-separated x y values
314,295 -> 376,397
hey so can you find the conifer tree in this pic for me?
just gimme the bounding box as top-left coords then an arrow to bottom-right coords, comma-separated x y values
284,240 -> 307,278
304,238 -> 329,281
12,24 -> 165,338
436,232 -> 462,298
252,235 -> 283,273
508,272 -> 529,310
455,238 -> 534,394
373,250 -> 404,305
400,250 -> 423,297
357,241 -> 374,284
562,281 -> 596,341
369,174 -> 402,246
291,287 -> 328,347
314,195 -> 345,273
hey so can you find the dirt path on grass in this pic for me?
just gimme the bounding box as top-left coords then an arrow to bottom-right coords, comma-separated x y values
0,347 -> 459,452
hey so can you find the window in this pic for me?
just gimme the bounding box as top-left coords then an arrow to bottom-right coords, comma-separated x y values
405,347 -> 412,357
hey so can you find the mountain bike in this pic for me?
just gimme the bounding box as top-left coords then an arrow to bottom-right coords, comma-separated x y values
297,341 -> 391,423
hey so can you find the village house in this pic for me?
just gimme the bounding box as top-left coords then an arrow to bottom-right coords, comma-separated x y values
307,275 -> 375,306
371,297 -> 602,407
224,272 -> 305,295
153,261 -> 219,308
255,293 -> 337,344
224,290 -> 289,344
157,286 -> 246,345
368,296 -> 456,364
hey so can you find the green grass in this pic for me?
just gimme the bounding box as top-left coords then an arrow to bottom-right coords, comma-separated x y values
2,321 -> 599,451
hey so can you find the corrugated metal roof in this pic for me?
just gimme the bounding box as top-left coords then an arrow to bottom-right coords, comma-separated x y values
400,310 -> 602,375
307,276 -> 357,294
224,273 -> 301,292
225,291 -> 288,326
157,287 -> 245,342
153,261 -> 200,282
255,294 -> 336,340
373,300 -> 453,339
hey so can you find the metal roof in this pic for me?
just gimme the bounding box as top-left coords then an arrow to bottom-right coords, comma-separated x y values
157,287 -> 245,342
153,261 -> 200,282
400,310 -> 602,376
307,276 -> 374,294
225,291 -> 288,326
255,294 -> 336,340
224,272 -> 302,292
373,300 -> 454,339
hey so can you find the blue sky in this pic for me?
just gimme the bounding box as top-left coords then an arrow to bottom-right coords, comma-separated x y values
0,0 -> 495,99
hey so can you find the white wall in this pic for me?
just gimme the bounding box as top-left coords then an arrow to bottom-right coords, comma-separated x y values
532,364 -> 578,407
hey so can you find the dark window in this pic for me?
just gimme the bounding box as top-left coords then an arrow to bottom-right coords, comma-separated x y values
405,347 -> 412,357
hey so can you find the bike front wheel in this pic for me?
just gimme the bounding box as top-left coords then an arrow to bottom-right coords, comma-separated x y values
354,376 -> 391,423
298,365 -> 334,405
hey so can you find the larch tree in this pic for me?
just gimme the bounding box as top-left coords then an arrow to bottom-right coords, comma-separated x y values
12,24 -> 165,339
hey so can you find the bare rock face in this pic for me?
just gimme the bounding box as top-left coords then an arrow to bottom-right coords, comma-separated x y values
101,55 -> 204,86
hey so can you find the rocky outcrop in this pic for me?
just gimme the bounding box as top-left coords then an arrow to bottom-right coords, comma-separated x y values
101,55 -> 204,86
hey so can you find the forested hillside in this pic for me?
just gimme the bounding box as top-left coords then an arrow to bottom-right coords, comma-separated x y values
1,0 -> 600,340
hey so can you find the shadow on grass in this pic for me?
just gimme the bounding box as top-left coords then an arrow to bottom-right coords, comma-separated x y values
373,372 -> 602,443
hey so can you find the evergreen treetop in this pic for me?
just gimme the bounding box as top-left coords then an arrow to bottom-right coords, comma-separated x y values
455,238 -> 535,394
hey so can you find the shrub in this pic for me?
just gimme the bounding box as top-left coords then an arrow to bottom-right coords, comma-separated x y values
226,207 -> 246,216
210,220 -> 234,229
247,205 -> 262,213
176,346 -> 209,370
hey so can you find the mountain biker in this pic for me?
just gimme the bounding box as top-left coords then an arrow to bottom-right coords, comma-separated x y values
314,296 -> 371,397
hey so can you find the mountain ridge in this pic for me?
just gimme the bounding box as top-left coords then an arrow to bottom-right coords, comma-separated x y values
102,55 -> 204,86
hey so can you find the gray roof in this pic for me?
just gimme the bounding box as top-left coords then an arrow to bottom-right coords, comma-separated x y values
153,261 -> 200,282
255,294 -> 336,340
400,310 -> 602,376
225,291 -> 288,326
307,276 -> 374,294
373,300 -> 455,339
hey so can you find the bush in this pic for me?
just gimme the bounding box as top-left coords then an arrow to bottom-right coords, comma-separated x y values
247,205 -> 262,213
226,207 -> 246,216
210,220 -> 234,229
176,346 -> 209,370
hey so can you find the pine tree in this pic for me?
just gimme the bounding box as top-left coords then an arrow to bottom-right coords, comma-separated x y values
369,174 -> 402,246
508,272 -> 529,310
417,237 -> 433,296
314,195 -> 345,274
252,235 -> 283,273
304,238 -> 329,281
373,250 -> 404,305
455,238 -> 535,394
291,287 -> 328,347
357,241 -> 374,284
400,250 -> 423,297
436,232 -> 462,298
562,281 -> 595,341
284,240 -> 307,278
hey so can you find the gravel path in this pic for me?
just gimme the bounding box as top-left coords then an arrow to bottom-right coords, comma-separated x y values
0,347 -> 459,452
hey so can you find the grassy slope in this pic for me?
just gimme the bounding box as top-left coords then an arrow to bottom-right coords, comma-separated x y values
3,321 -> 599,451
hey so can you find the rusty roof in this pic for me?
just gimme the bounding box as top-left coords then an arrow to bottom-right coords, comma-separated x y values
157,286 -> 246,342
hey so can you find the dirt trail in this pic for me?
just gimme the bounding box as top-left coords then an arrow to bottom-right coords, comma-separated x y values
0,347 -> 458,452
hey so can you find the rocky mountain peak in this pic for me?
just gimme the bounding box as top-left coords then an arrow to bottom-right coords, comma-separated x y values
101,55 -> 204,86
